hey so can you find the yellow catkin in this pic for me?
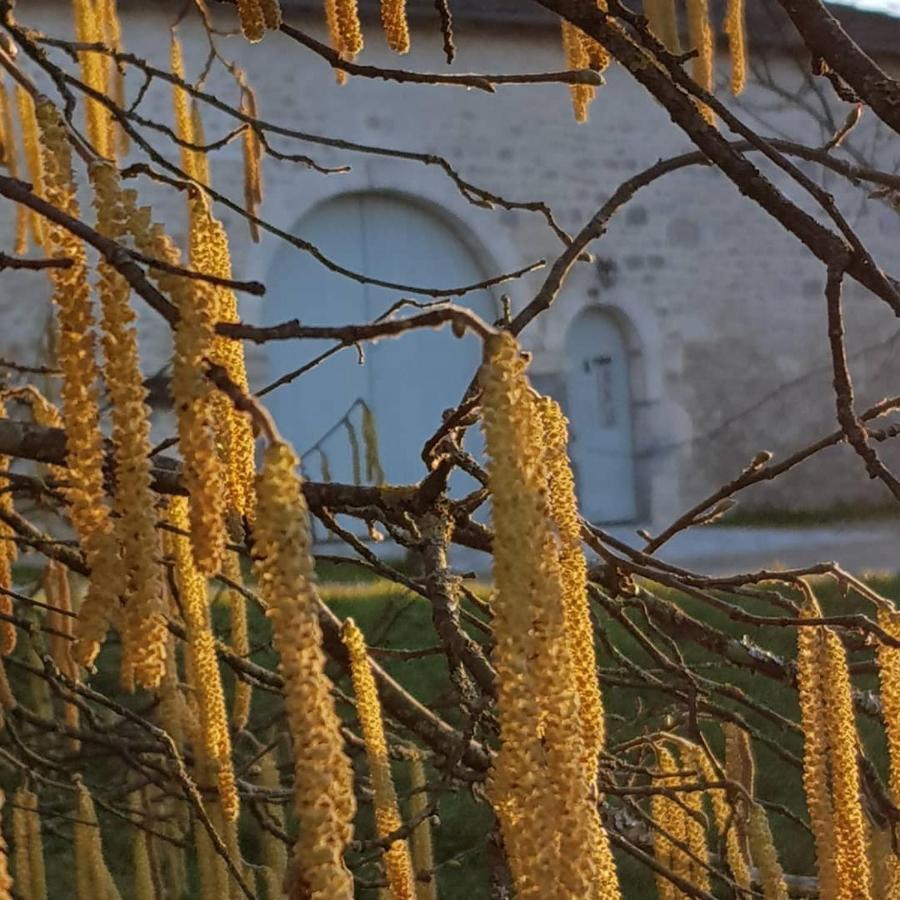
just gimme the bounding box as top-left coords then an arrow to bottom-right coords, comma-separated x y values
796,595 -> 839,900
335,0 -> 364,57
91,160 -> 167,691
747,803 -> 789,900
240,87 -> 262,243
36,99 -> 124,668
480,333 -> 619,900
14,87 -> 45,248
820,626 -> 872,898
102,0 -> 129,156
252,441 -> 356,899
12,789 -> 33,900
685,0 -> 715,125
223,550 -> 251,730
158,628 -> 185,752
168,496 -> 238,820
73,782 -> 120,900
73,0 -> 112,157
362,404 -> 385,485
676,746 -> 710,893
381,0 -> 410,53
538,398 -> 605,763
170,34 -> 204,189
237,0 -> 266,42
343,620 -> 416,900
0,397 -> 17,659
643,0 -> 680,53
0,80 -> 27,254
190,100 -> 212,189
408,752 -> 437,900
650,747 -> 685,900
0,792 -> 12,900
259,0 -> 282,30
723,722 -> 753,863
16,790 -> 45,900
324,0 -> 349,84
869,821 -> 895,900
876,607 -> 900,895
724,0 -> 747,95
129,793 -> 155,900
257,752 -> 288,898
43,560 -> 79,748
129,190 -> 225,574
202,207 -> 257,521
561,21 -> 594,124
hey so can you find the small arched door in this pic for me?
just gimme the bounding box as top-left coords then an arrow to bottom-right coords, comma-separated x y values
263,192 -> 495,490
564,308 -> 637,522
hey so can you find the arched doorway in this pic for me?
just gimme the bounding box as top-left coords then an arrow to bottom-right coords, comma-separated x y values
564,308 -> 637,522
263,192 -> 495,490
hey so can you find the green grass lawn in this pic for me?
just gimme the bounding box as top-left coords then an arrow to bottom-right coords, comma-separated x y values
5,560 -> 898,898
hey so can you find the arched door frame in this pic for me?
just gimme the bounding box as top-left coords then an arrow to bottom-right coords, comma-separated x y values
243,159 -> 526,330
538,296 -> 676,524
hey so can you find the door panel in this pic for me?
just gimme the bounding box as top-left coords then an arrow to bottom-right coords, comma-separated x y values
564,309 -> 637,522
264,193 -> 494,498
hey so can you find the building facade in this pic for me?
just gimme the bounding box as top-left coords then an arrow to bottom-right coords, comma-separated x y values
8,0 -> 900,527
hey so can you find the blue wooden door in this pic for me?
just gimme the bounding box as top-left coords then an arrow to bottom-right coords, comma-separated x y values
264,193 -> 494,492
564,308 -> 637,522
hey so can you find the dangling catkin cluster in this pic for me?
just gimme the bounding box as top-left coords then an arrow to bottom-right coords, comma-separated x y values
644,0 -> 680,52
381,0 -> 410,53
128,793 -> 154,900
73,782 -> 120,900
538,397 -> 606,766
257,752 -> 289,898
14,87 -> 45,248
0,396 -> 17,660
650,746 -> 687,899
561,21 -> 594,124
102,0 -> 129,156
343,619 -> 416,900
168,497 -> 238,820
876,606 -> 900,895
170,34 -> 208,190
325,0 -> 363,75
685,743 -> 751,889
0,79 -> 28,254
237,0 -> 281,42
73,0 -> 113,157
43,560 -> 78,743
747,804 -> 789,900
223,550 -> 251,729
408,751 -> 437,900
13,788 -> 46,900
724,0 -> 747,95
36,99 -> 124,668
0,792 -> 12,900
795,586 -> 872,899
252,440 -> 356,899
199,205 -> 258,522
90,160 -> 167,691
240,86 -> 263,242
480,332 -> 619,900
121,190 -> 226,574
685,0 -> 716,124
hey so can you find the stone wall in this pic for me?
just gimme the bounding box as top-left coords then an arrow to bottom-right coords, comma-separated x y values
9,1 -> 900,525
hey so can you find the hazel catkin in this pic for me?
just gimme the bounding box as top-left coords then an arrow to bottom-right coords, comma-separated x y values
343,619 -> 416,900
36,99 -> 124,669
252,440 -> 356,899
168,497 -> 238,820
90,160 -> 167,691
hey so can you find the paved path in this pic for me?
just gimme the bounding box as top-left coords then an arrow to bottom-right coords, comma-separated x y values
443,522 -> 900,577
618,522 -> 900,577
